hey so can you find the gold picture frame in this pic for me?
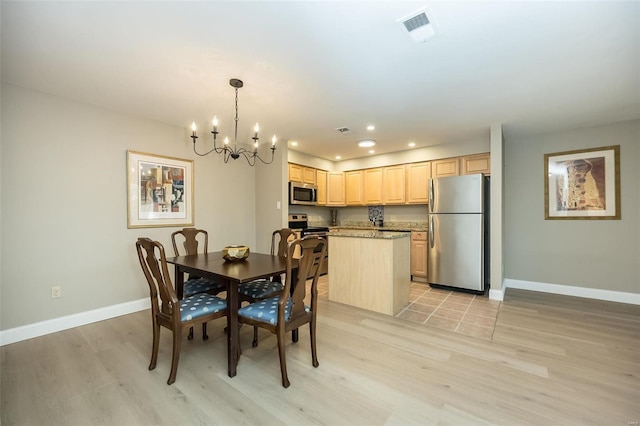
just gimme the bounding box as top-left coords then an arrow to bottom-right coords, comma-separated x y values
544,145 -> 620,220
127,150 -> 194,228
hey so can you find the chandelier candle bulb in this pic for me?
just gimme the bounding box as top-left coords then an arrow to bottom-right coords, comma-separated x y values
212,116 -> 218,132
254,123 -> 259,138
272,135 -> 277,146
191,122 -> 197,137
224,137 -> 229,145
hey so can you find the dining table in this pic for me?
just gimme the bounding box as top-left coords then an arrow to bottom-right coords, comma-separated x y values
166,251 -> 298,378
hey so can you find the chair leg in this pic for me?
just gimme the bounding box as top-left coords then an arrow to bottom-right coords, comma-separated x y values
167,327 -> 182,385
252,326 -> 259,347
149,319 -> 160,371
202,322 -> 209,341
188,326 -> 194,340
276,329 -> 290,388
310,319 -> 319,368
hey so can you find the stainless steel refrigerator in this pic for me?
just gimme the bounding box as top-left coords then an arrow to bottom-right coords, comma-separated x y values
428,174 -> 489,292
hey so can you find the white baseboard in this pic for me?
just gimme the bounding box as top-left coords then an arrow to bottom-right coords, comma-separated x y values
489,288 -> 504,301
0,298 -> 150,346
503,279 -> 640,305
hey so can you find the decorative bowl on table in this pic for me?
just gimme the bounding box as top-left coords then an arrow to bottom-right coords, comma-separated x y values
222,245 -> 250,262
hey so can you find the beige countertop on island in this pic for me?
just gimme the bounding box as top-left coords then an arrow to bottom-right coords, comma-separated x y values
328,229 -> 411,239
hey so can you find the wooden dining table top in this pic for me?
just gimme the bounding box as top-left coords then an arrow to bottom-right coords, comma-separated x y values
165,251 -> 295,283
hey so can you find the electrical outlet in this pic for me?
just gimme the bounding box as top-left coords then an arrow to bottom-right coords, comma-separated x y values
51,286 -> 62,298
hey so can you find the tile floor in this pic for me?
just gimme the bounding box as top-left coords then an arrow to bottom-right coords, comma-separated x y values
313,276 -> 501,341
397,282 -> 501,340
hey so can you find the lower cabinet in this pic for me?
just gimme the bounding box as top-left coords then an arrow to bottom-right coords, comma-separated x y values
410,231 -> 428,280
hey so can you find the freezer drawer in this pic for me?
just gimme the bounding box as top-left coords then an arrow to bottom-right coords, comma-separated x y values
428,213 -> 484,291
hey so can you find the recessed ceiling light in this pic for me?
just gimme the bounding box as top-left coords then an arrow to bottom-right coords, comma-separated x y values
368,150 -> 375,154
289,141 -> 298,146
408,142 -> 416,147
366,125 -> 375,131
357,140 -> 376,148
335,155 -> 341,160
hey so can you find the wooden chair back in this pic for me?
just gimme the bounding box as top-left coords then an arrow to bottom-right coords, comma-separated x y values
171,227 -> 208,257
136,237 -> 179,325
271,228 -> 296,256
284,235 -> 327,324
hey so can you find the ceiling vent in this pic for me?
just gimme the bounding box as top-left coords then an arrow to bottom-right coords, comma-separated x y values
398,8 -> 436,43
335,126 -> 351,134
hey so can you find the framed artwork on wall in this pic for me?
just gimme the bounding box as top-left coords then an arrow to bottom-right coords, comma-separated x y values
127,150 -> 194,228
544,145 -> 620,220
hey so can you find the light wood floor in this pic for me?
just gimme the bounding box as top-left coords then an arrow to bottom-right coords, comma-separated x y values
2,288 -> 639,425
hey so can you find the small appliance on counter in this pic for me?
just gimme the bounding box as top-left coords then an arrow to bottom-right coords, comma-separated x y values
330,209 -> 338,226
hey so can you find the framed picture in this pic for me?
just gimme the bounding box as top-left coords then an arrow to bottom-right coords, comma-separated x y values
544,145 -> 620,220
127,151 -> 194,228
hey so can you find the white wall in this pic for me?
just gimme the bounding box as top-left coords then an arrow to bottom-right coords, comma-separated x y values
254,145 -> 289,253
504,119 -> 639,294
0,84 -> 258,330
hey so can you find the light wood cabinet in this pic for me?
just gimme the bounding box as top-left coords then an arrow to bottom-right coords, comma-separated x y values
316,169 -> 327,205
383,165 -> 406,204
326,172 -> 345,206
432,158 -> 460,178
345,170 -> 364,205
363,168 -> 383,205
406,162 -> 431,204
411,231 -> 428,279
288,163 -> 316,184
461,153 -> 491,175
302,166 -> 316,184
288,163 -> 303,182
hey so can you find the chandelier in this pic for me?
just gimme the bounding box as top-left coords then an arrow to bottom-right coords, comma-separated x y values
190,78 -> 277,166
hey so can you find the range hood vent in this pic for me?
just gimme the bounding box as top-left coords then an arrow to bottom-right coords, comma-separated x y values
398,8 -> 436,43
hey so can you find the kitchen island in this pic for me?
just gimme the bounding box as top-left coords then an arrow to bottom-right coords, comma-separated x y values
328,230 -> 410,315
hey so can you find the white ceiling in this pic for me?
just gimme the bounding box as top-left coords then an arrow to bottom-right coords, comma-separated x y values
2,1 -> 638,161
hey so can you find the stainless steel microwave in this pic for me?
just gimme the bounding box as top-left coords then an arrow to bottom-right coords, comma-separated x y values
289,182 -> 318,205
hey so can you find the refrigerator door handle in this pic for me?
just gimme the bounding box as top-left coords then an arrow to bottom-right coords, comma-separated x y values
429,216 -> 434,248
428,179 -> 434,212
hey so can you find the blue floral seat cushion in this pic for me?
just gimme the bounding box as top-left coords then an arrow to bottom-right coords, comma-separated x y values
238,296 -> 310,325
183,277 -> 224,297
179,293 -> 227,322
238,279 -> 284,299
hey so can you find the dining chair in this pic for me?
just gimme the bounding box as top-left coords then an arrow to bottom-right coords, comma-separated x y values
237,228 -> 296,347
238,235 -> 327,388
136,237 -> 228,385
171,227 -> 226,340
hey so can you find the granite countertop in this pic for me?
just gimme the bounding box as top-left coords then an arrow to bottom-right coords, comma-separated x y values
328,229 -> 411,239
308,221 -> 427,232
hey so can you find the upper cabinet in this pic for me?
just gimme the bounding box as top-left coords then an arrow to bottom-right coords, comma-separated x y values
432,158 -> 460,178
326,172 -> 345,206
345,170 -> 364,205
364,168 -> 383,205
406,162 -> 431,204
289,153 -> 488,208
288,163 -> 316,184
461,153 -> 491,175
316,169 -> 327,205
383,165 -> 406,204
